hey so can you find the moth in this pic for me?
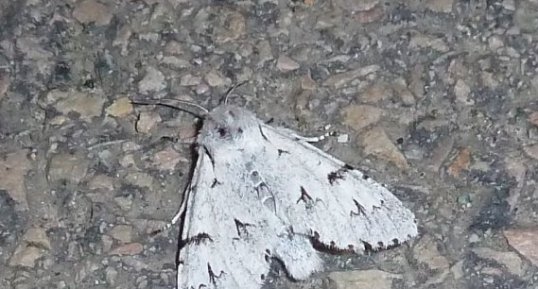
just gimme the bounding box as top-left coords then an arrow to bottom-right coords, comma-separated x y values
142,100 -> 418,289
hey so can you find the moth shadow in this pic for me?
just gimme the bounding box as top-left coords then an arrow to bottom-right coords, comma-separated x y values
262,252 -> 376,289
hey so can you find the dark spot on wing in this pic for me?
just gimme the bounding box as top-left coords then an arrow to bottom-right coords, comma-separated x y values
380,200 -> 385,205
260,274 -> 265,280
203,145 -> 215,168
258,125 -> 269,141
207,263 -> 225,285
350,199 -> 366,217
287,225 -> 295,235
210,178 -> 221,188
254,182 -> 277,212
277,149 -> 289,156
217,127 -> 228,137
234,219 -> 255,238
327,171 -> 343,185
296,186 -> 313,204
183,233 -> 213,247
310,231 -> 355,255
264,249 -> 271,262
328,165 -> 353,185
237,127 -> 243,134
344,163 -> 355,170
362,241 -> 374,253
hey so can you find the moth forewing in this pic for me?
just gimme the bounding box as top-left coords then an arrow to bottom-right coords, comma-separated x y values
176,104 -> 418,289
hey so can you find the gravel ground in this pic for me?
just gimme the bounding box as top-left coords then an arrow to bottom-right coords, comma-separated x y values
1,0 -> 538,288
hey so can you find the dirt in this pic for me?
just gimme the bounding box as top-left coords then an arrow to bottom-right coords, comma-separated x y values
1,0 -> 538,288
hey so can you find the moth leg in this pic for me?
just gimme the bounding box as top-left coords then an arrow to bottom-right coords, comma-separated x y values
170,147 -> 206,227
293,134 -> 326,143
170,195 -> 187,225
171,170 -> 203,228
287,131 -> 348,143
148,195 -> 187,234
273,127 -> 329,143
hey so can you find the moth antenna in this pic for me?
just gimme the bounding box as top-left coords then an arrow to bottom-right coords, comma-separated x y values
131,98 -> 209,117
222,81 -> 248,105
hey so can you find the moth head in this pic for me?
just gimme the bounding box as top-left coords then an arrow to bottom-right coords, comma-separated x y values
198,104 -> 256,147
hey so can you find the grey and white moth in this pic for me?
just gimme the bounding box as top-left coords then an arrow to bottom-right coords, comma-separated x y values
171,103 -> 418,289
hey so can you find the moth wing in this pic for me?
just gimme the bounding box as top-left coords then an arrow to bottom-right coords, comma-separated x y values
177,151 -> 263,289
177,119 -> 418,288
177,149 -> 323,289
258,124 -> 418,253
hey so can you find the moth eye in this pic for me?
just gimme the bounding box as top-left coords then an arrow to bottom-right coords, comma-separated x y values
217,127 -> 228,137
